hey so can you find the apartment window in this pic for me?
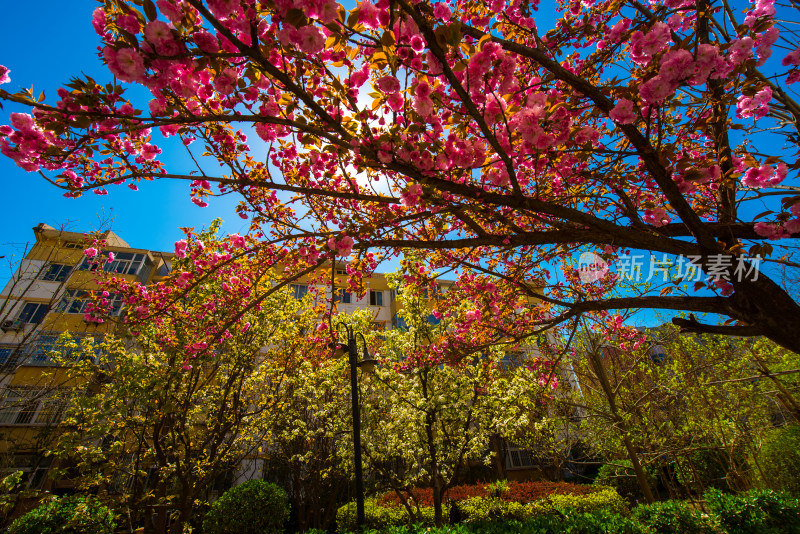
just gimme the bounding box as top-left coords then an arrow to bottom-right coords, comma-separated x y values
0,388 -> 63,426
1,455 -> 52,490
28,332 -> 101,366
57,290 -> 123,316
505,444 -> 536,469
104,252 -> 148,275
0,346 -> 20,368
80,252 -> 152,280
369,290 -> 383,306
38,263 -> 72,282
17,302 -> 48,325
334,288 -> 351,304
156,260 -> 172,277
290,284 -> 309,300
62,242 -> 84,249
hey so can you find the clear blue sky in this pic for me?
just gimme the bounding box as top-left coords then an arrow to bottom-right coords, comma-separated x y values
0,1 -> 249,277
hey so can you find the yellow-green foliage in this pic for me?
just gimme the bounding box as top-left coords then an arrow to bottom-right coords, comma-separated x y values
338,487 -> 628,528
337,499 -> 437,531
456,497 -> 530,521
528,487 -> 629,516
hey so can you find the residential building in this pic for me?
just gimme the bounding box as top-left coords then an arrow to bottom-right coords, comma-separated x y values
0,223 -> 172,492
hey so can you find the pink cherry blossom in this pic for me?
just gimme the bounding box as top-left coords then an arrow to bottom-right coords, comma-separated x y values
609,99 -> 637,124
117,13 -> 140,35
91,8 -> 106,35
107,252 -> 116,263
297,25 -> 325,54
157,0 -> 183,24
377,75 -> 401,93
433,3 -> 452,21
84,247 -> 98,258
193,30 -> 219,53
174,240 -> 188,258
359,1 -> 381,29
0,65 -> 9,85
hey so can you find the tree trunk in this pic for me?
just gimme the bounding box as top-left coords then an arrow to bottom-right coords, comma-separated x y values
586,343 -> 657,503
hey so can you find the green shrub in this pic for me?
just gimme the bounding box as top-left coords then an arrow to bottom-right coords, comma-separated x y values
529,487 -> 629,516
339,512 -> 645,534
458,497 -> 530,522
755,423 -> 800,495
632,500 -> 718,534
594,460 -> 658,502
337,498 -> 436,531
203,480 -> 288,534
7,494 -> 116,534
705,488 -> 800,534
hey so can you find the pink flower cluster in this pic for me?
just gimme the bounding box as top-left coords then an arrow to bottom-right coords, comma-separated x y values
629,22 -> 671,66
0,65 -> 9,84
744,0 -> 776,28
277,24 -> 326,54
643,207 -> 670,227
736,86 -> 772,119
741,162 -> 786,188
400,183 -> 423,207
640,46 -> 729,104
609,99 -> 637,124
327,234 -> 354,257
0,113 -> 57,172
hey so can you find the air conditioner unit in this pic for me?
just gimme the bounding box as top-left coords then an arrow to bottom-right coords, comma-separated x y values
0,319 -> 23,332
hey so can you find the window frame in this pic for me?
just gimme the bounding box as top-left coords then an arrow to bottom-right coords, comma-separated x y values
16,302 -> 48,325
37,263 -> 73,283
369,290 -> 383,306
335,288 -> 352,304
290,284 -> 309,300
0,387 -> 65,426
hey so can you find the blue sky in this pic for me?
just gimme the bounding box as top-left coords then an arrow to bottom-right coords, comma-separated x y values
0,1 -> 249,277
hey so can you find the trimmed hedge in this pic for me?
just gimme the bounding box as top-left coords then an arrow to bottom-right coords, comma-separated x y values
7,495 -> 116,534
203,480 -> 288,534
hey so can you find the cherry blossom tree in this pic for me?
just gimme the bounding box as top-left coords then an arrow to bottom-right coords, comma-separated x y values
2,0 -> 800,351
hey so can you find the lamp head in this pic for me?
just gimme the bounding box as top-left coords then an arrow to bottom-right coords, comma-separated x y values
328,342 -> 347,357
357,358 -> 379,374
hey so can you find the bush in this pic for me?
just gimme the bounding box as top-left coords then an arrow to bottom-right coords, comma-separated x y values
705,488 -> 800,534
342,486 -> 627,528
375,481 -> 595,508
7,494 -> 116,534
457,497 -> 530,522
595,460 -> 658,502
337,498 -> 436,531
632,500 -> 718,534
529,487 -> 629,516
338,512 -> 645,534
203,480 -> 288,534
756,423 -> 800,495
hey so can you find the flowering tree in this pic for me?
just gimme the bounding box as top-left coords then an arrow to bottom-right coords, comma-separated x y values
359,272 -> 553,526
52,222 -> 328,533
2,0 -> 800,349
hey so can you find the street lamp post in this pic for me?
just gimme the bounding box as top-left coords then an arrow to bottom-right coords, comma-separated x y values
332,323 -> 378,530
